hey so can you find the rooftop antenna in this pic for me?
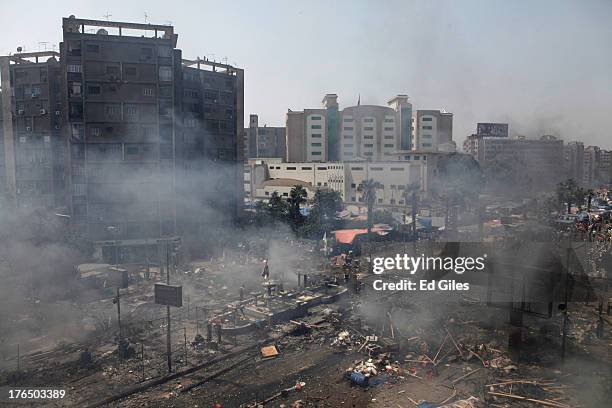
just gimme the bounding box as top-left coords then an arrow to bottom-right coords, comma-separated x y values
103,12 -> 112,21
144,12 -> 149,24
222,56 -> 228,65
38,41 -> 49,51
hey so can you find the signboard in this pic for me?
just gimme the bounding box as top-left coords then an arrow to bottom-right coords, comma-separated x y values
477,123 -> 508,137
106,268 -> 128,289
154,283 -> 183,307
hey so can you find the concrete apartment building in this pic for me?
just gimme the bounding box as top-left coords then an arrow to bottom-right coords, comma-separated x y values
244,114 -> 286,159
286,94 -> 415,162
1,16 -> 244,261
476,135 -> 565,189
413,110 -> 454,152
0,51 -> 66,209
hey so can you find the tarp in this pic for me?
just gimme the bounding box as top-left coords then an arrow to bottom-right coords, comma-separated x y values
334,227 -> 387,244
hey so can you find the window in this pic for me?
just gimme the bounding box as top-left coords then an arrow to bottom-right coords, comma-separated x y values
125,67 -> 137,77
351,167 -> 363,171
70,82 -> 81,96
364,126 -> 374,131
86,44 -> 99,53
311,134 -> 321,138
311,124 -> 322,129
126,146 -> 139,155
31,86 -> 41,97
384,135 -> 394,140
384,144 -> 394,148
158,46 -> 172,57
371,167 -> 383,171
413,155 -> 420,160
184,89 -> 198,98
344,143 -> 353,148
301,166 -> 312,170
184,118 -> 198,128
159,86 -> 172,98
364,118 -> 374,123
67,64 -> 82,73
311,142 -> 321,147
105,104 -> 120,118
422,143 -> 432,147
391,167 -> 404,171
422,125 -> 432,130
310,116 -> 321,120
91,127 -> 102,137
143,88 -> 154,96
378,198 -> 383,203
364,135 -> 373,140
384,118 -> 394,123
44,135 -> 51,143
364,143 -> 373,148
364,152 -> 373,156
88,85 -> 100,95
422,117 -> 432,121
311,152 -> 321,156
344,135 -> 353,139
125,105 -> 138,119
343,118 -> 353,122
343,127 -> 353,131
287,166 -> 297,170
422,134 -> 432,138
106,65 -> 120,75
384,127 -> 394,131
159,66 -> 173,81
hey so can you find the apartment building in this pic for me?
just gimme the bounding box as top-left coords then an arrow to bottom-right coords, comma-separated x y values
564,141 -> 584,184
286,94 -> 414,162
0,51 -> 65,209
463,123 -> 508,158
244,114 -> 286,159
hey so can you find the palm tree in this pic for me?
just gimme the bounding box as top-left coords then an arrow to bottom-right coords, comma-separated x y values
358,179 -> 381,240
402,182 -> 420,240
288,185 -> 308,228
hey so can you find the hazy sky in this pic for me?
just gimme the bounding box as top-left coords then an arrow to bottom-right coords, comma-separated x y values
1,0 -> 611,148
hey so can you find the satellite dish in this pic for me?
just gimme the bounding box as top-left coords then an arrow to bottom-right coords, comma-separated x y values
17,46 -> 23,52
96,28 -> 108,35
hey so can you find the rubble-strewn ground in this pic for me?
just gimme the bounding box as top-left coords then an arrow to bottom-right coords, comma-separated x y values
1,239 -> 610,408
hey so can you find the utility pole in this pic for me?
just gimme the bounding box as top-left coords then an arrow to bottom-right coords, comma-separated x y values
116,287 -> 122,339
166,241 -> 172,373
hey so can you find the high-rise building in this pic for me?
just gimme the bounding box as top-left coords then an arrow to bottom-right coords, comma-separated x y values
286,94 -> 416,162
0,51 -> 65,209
244,114 -> 286,159
463,123 -> 508,158
413,110 -> 454,152
564,141 -> 584,184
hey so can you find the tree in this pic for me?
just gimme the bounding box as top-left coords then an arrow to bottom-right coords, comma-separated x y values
586,189 -> 595,212
287,185 -> 308,229
402,182 -> 420,240
268,191 -> 288,223
358,179 -> 381,240
556,179 -> 581,214
300,189 -> 343,238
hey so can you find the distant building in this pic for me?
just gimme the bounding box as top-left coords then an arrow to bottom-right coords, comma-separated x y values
463,122 -> 508,158
564,141 -> 584,184
476,135 -> 564,189
413,110 -> 454,152
286,94 -> 416,162
244,114 -> 286,160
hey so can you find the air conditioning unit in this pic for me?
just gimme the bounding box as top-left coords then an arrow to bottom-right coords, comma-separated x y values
55,110 -> 61,116
40,109 -> 47,115
25,126 -> 32,132
17,109 -> 24,115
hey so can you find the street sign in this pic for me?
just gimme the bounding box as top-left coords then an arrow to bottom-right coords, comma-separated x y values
154,283 -> 183,307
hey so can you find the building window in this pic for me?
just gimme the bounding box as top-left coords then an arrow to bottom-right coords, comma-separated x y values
384,127 -> 394,131
184,118 -> 198,128
343,126 -> 353,131
312,142 -> 322,147
414,155 -> 420,160
310,116 -> 321,120
343,118 -> 353,122
143,88 -> 154,96
364,135 -> 373,140
159,66 -> 173,81
364,118 -> 374,123
364,126 -> 374,131
422,117 -> 433,121
301,166 -> 312,170
125,67 -> 137,77
384,144 -> 394,148
423,134 -> 432,138
311,134 -> 321,138
311,152 -> 321,156
67,64 -> 82,73
31,86 -> 41,97
88,85 -> 100,95
384,135 -> 394,140
91,127 -> 102,137
422,125 -> 432,130
391,167 -> 404,171
158,46 -> 172,57
384,118 -> 394,123
125,105 -> 138,119
422,143 -> 432,147
287,166 -> 297,170
364,143 -> 373,148
371,167 -> 383,171
105,104 -> 121,118
378,198 -> 383,203
106,65 -> 120,75
344,143 -> 353,148
311,124 -> 322,129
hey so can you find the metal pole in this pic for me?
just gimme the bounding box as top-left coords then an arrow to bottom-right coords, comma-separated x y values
184,327 -> 187,365
116,287 -> 122,339
17,344 -> 20,371
561,245 -> 570,360
195,306 -> 199,335
166,241 -> 172,373
141,343 -> 145,382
